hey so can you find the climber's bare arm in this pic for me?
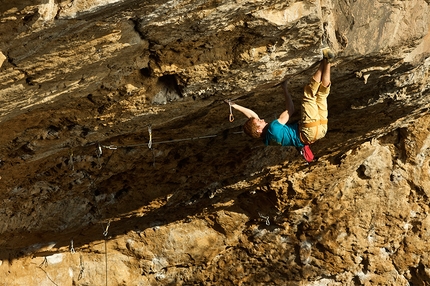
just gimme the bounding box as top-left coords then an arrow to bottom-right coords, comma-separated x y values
230,103 -> 260,119
278,110 -> 291,125
277,80 -> 295,125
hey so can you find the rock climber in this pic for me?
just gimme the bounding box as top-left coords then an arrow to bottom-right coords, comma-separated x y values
227,48 -> 334,162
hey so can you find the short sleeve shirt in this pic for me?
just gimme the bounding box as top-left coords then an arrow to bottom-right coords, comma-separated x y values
263,120 -> 304,148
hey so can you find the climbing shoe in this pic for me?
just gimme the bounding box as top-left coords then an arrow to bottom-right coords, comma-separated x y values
322,47 -> 335,63
300,145 -> 314,163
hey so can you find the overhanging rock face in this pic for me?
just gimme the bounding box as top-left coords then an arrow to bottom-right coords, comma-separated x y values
0,0 -> 430,285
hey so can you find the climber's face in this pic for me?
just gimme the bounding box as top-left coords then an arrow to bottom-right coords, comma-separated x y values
254,118 -> 267,133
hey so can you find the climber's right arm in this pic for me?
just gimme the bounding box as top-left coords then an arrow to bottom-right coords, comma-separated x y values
230,103 -> 260,119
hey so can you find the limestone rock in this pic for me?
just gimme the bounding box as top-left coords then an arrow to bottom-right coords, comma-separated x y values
0,0 -> 429,285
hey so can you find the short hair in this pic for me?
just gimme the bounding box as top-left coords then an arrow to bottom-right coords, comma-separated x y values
243,117 -> 261,139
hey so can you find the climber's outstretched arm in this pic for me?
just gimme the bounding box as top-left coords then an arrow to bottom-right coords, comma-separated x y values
230,103 -> 260,119
277,80 -> 295,125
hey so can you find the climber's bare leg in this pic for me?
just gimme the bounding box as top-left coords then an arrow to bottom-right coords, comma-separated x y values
321,59 -> 331,87
312,59 -> 331,87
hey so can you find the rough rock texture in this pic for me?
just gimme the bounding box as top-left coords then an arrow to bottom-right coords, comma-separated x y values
0,0 -> 430,285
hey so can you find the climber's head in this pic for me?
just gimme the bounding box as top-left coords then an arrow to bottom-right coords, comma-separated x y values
243,117 -> 267,139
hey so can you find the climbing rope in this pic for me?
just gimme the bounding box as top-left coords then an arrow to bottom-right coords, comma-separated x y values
37,257 -> 59,286
80,98 -> 253,160
83,124 -> 245,170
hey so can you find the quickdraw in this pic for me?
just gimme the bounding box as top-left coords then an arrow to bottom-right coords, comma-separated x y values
103,221 -> 111,237
148,125 -> 153,149
228,99 -> 234,122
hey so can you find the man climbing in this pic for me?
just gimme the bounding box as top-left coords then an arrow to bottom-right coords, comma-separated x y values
228,48 -> 334,162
